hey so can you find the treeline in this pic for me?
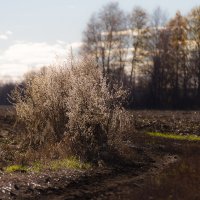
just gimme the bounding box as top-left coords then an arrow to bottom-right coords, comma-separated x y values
81,3 -> 200,109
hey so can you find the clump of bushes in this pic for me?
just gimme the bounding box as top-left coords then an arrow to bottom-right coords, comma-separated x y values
11,58 -> 133,162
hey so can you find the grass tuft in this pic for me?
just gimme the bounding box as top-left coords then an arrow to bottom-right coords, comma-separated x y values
50,157 -> 91,170
5,165 -> 28,173
4,157 -> 91,173
146,132 -> 200,141
31,162 -> 43,172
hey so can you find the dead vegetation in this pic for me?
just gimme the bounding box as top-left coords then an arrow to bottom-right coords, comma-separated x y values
9,58 -> 133,163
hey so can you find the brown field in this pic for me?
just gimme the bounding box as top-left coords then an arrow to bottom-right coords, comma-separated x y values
0,107 -> 199,199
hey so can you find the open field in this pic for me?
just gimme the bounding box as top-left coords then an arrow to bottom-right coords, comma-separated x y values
0,107 -> 199,199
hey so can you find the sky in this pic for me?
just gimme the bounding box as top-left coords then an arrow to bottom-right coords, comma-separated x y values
0,0 -> 199,82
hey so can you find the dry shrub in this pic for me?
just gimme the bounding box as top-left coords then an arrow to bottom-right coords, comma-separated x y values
11,58 -> 134,162
11,65 -> 70,148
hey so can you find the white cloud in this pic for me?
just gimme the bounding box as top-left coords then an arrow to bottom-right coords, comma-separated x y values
0,40 -> 82,82
0,35 -> 8,40
70,42 -> 83,49
6,31 -> 13,35
0,30 -> 13,40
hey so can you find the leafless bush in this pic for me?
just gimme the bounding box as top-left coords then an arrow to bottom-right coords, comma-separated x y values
11,65 -> 70,148
11,58 -> 134,161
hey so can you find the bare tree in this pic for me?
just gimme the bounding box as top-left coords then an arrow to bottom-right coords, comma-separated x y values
147,7 -> 168,106
82,2 -> 127,80
81,14 -> 105,72
99,2 -> 126,74
127,6 -> 149,88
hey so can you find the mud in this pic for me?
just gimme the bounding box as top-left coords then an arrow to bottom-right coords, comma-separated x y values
0,108 -> 199,200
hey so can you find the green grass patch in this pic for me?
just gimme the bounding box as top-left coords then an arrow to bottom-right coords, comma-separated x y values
31,162 -> 44,172
146,132 -> 200,141
4,157 -> 91,173
30,157 -> 91,172
50,157 -> 91,171
5,165 -> 28,173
